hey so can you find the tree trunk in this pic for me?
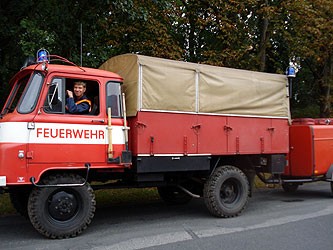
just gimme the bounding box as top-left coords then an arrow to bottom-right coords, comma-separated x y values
319,53 -> 332,118
258,0 -> 269,72
188,12 -> 196,62
319,79 -> 330,117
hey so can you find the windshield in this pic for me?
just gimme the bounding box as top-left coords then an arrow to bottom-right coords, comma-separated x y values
1,73 -> 32,116
0,71 -> 44,117
17,72 -> 44,114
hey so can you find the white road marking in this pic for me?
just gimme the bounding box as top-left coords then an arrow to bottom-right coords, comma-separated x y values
94,204 -> 333,250
93,231 -> 192,250
195,204 -> 333,238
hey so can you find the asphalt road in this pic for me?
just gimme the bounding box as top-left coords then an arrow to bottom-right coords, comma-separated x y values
0,182 -> 332,250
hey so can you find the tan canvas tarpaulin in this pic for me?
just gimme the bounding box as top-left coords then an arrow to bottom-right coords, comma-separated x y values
100,54 -> 289,118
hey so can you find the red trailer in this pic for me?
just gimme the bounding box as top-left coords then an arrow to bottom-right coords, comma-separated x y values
281,118 -> 333,191
0,53 -> 332,239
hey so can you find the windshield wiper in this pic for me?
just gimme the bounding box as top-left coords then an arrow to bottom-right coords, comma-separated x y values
1,107 -> 10,118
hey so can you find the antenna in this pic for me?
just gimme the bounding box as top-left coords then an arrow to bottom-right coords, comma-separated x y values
80,23 -> 83,67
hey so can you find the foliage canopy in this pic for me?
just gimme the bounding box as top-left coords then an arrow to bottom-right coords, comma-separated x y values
0,0 -> 332,117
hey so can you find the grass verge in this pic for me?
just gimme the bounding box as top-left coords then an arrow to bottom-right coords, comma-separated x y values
94,187 -> 160,208
0,193 -> 16,215
0,176 -> 270,216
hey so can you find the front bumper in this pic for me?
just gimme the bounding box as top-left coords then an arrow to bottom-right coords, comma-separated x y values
0,176 -> 6,186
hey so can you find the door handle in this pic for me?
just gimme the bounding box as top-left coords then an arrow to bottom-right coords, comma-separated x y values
91,120 -> 105,123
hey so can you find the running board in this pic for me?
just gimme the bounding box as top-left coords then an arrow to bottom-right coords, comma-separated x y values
282,179 -> 314,183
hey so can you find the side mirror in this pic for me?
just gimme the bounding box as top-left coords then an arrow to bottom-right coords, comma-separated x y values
22,56 -> 36,69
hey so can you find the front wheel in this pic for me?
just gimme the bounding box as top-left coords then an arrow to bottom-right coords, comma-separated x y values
28,173 -> 96,239
203,165 -> 249,218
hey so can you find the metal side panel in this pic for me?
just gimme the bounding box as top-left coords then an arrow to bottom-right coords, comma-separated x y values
289,125 -> 314,176
134,156 -> 210,173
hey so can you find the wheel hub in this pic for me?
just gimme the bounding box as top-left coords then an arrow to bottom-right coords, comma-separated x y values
224,186 -> 233,197
48,191 -> 78,221
220,179 -> 240,204
58,197 -> 73,213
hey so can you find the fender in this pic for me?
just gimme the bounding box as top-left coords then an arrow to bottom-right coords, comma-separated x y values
30,163 -> 90,187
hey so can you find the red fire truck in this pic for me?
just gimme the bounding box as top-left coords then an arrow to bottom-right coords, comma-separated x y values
0,52 -> 332,239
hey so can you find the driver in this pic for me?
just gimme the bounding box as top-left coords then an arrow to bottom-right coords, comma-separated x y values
65,81 -> 91,114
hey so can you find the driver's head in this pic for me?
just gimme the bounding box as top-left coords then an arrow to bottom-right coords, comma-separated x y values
73,81 -> 86,99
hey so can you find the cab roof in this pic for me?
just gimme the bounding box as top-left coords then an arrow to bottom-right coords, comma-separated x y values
9,63 -> 122,86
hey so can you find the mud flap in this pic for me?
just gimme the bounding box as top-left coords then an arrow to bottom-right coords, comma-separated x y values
325,165 -> 333,181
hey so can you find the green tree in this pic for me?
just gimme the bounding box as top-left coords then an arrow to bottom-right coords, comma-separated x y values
101,0 -> 182,59
0,0 -> 35,107
0,0 -> 112,107
18,0 -> 111,67
281,0 -> 333,117
171,0 -> 285,74
1,0 -> 332,119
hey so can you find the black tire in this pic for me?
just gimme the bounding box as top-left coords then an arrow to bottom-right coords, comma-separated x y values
282,182 -> 299,193
157,186 -> 192,205
28,173 -> 96,239
203,165 -> 249,218
330,182 -> 333,197
9,188 -> 30,218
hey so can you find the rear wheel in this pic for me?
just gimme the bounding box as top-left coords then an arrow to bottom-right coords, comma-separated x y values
158,186 -> 192,205
282,182 -> 299,193
204,165 -> 249,218
28,173 -> 96,239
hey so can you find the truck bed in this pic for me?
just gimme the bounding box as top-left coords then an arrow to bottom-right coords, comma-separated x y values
129,111 -> 289,156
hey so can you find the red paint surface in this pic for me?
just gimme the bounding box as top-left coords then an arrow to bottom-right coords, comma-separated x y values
129,111 -> 289,156
287,122 -> 333,177
288,125 -> 314,176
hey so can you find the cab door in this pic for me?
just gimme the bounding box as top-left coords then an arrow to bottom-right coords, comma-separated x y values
105,81 -> 126,161
0,71 -> 40,185
27,74 -> 107,166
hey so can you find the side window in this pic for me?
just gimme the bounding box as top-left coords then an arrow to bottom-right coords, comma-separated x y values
44,77 -> 99,115
106,81 -> 122,118
44,78 -> 65,113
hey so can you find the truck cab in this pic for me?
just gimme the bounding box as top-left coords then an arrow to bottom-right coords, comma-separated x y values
0,60 -> 127,187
